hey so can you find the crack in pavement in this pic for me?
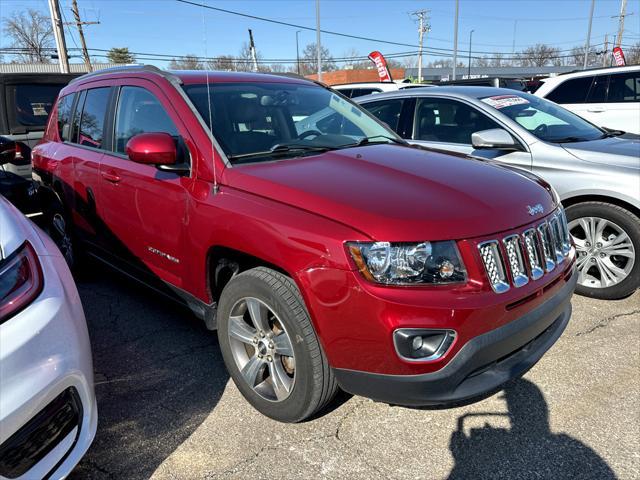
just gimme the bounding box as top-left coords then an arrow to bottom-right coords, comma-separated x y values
575,309 -> 640,337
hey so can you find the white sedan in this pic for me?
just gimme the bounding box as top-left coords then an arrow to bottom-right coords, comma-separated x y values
0,196 -> 96,479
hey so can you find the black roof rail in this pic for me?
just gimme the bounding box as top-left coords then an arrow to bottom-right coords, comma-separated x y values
69,64 -> 183,85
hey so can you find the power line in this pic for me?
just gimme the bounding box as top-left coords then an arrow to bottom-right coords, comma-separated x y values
172,0 -> 618,57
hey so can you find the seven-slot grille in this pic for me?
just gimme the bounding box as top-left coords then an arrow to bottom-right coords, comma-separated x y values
479,209 -> 572,293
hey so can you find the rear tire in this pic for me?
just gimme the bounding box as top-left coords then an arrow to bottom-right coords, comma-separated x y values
43,202 -> 81,271
566,201 -> 639,300
217,267 -> 338,422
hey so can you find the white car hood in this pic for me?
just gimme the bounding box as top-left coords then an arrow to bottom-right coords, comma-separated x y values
561,136 -> 640,170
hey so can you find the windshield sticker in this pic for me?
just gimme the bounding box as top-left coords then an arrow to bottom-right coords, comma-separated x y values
481,95 -> 530,109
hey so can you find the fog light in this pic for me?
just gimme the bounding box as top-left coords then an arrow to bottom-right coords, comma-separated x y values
394,329 -> 456,362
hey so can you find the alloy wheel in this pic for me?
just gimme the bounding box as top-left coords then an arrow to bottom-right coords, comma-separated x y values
569,216 -> 635,289
227,297 -> 295,402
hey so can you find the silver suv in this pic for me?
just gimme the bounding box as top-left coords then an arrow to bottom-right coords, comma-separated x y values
356,86 -> 640,300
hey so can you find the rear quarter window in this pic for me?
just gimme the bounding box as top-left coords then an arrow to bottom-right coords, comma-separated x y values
56,93 -> 75,141
607,71 -> 640,102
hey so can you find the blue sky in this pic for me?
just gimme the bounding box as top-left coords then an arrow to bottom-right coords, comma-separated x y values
1,0 -> 639,66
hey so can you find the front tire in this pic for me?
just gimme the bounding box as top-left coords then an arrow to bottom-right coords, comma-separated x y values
217,267 -> 338,422
566,201 -> 639,300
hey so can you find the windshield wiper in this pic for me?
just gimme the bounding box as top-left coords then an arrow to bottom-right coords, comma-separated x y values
228,143 -> 331,161
340,135 -> 408,149
600,129 -> 626,138
549,136 -> 587,143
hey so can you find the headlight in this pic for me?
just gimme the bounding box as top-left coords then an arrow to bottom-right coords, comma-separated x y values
347,241 -> 466,285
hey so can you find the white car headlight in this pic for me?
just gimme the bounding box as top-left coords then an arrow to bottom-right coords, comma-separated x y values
347,241 -> 466,285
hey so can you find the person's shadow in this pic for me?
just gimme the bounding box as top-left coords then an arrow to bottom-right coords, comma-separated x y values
448,378 -> 616,480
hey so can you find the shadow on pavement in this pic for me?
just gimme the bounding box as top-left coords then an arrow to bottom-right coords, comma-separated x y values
69,262 -> 229,479
448,378 -> 616,480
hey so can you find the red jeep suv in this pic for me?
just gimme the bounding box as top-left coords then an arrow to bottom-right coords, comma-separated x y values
33,66 -> 576,422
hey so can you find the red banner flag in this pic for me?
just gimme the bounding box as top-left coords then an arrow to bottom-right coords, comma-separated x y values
368,51 -> 393,82
613,47 -> 626,67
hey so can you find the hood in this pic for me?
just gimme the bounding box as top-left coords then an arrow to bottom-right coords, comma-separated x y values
222,145 -> 556,242
561,136 -> 640,169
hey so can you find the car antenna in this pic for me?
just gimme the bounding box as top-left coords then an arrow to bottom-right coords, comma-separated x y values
202,1 -> 218,194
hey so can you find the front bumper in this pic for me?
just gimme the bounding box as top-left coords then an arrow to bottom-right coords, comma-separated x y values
333,267 -> 576,406
0,240 -> 97,479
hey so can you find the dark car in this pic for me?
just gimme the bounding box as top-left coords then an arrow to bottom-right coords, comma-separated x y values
0,73 -> 79,178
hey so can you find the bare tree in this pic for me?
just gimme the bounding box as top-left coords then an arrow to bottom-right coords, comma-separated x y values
516,44 -> 561,67
622,42 -> 640,65
341,48 -> 368,69
3,9 -> 54,62
570,46 -> 599,67
300,43 -> 336,75
208,55 -> 237,71
169,54 -> 203,70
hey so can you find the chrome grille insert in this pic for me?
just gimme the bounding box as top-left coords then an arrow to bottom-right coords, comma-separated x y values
502,235 -> 529,288
549,215 -> 564,264
537,221 -> 556,272
558,209 -> 572,255
523,228 -> 544,281
478,240 -> 510,293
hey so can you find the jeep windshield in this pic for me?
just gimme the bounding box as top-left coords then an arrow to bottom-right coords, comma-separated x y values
183,82 -> 401,163
480,92 -> 604,143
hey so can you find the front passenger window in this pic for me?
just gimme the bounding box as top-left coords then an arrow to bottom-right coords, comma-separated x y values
115,86 -> 178,154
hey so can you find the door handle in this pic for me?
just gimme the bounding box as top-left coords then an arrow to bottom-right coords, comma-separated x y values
587,107 -> 606,113
101,170 -> 121,183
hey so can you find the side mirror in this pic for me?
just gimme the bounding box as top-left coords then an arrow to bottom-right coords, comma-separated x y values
126,132 -> 176,165
471,129 -> 521,151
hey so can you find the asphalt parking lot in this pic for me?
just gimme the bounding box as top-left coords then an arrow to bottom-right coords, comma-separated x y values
69,263 -> 639,480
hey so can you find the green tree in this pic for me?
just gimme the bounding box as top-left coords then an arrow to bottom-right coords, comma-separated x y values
107,47 -> 135,64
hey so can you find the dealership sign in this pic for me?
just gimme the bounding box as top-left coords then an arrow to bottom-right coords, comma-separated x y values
368,51 -> 393,82
613,47 -> 626,66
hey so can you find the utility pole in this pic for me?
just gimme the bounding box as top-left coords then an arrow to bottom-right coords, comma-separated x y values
583,0 -> 595,70
316,0 -> 322,81
468,29 -> 474,78
603,34 -> 609,67
452,0 -> 459,81
70,0 -> 98,72
295,30 -> 301,75
248,29 -> 259,72
411,10 -> 430,83
511,20 -> 518,56
615,0 -> 627,47
47,0 -> 70,73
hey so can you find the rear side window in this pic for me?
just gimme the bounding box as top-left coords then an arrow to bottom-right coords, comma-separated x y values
414,98 -> 500,144
586,75 -> 609,103
6,83 -> 63,130
362,99 -> 404,133
114,86 -> 178,153
78,88 -> 110,149
608,71 -> 640,102
545,76 -> 593,104
56,93 -> 75,141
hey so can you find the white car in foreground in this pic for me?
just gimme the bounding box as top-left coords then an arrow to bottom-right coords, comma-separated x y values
534,65 -> 640,134
0,196 -> 96,479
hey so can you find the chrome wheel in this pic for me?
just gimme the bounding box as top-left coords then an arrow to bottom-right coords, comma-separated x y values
52,213 -> 74,266
569,216 -> 635,289
227,297 -> 295,402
